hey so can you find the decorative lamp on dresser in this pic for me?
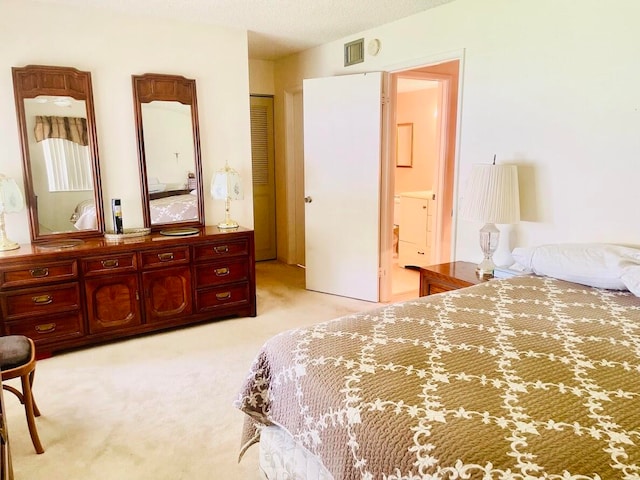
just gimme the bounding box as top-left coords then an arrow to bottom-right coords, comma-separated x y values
0,227 -> 256,356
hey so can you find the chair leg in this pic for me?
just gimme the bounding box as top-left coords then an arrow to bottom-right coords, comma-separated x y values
28,370 -> 41,417
20,373 -> 44,454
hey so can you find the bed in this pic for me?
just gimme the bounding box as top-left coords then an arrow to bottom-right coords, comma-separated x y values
149,192 -> 197,223
236,244 -> 640,479
69,198 -> 97,230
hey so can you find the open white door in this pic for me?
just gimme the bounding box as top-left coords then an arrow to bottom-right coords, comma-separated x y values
303,72 -> 384,302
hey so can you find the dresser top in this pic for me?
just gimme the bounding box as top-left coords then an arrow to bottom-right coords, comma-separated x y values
0,226 -> 252,263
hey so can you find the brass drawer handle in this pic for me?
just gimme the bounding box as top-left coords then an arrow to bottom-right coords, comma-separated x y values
32,294 -> 53,305
102,259 -> 119,268
158,252 -> 174,262
30,267 -> 49,278
214,245 -> 229,254
215,267 -> 230,277
215,291 -> 231,300
35,322 -> 56,333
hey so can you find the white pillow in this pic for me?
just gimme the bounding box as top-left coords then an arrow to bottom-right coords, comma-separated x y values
621,266 -> 640,296
511,243 -> 640,290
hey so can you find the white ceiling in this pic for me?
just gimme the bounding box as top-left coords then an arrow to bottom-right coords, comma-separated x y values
33,0 -> 455,60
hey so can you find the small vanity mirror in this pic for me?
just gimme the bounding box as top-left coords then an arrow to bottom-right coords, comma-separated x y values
12,65 -> 105,242
132,73 -> 204,230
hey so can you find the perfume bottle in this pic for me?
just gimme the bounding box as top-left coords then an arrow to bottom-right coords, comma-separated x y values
112,198 -> 124,234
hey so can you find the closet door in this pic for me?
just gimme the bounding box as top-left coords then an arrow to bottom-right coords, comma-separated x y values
250,96 -> 276,261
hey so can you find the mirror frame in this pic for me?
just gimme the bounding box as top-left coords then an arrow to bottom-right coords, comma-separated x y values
132,73 -> 204,231
12,65 -> 105,243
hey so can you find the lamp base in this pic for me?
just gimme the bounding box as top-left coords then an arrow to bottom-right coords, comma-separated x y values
0,211 -> 20,251
0,237 -> 19,251
476,222 -> 500,278
476,259 -> 496,279
217,219 -> 239,230
217,198 -> 239,230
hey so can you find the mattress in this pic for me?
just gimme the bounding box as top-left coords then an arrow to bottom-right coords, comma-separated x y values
236,275 -> 640,479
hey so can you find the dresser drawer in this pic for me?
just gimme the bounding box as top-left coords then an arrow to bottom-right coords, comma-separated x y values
195,283 -> 250,313
194,258 -> 249,288
428,284 -> 453,295
4,311 -> 84,344
82,253 -> 137,276
140,247 -> 190,269
192,239 -> 249,262
0,260 -> 77,289
1,284 -> 80,320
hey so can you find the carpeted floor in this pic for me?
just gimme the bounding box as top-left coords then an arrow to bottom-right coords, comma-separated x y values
3,261 -> 377,480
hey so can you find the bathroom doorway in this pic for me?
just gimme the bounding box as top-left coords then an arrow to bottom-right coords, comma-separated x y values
390,60 -> 459,301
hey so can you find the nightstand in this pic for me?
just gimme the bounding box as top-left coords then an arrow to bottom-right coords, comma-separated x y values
418,261 -> 490,296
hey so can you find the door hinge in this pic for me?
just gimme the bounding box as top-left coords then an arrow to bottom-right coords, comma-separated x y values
381,94 -> 390,105
378,267 -> 385,277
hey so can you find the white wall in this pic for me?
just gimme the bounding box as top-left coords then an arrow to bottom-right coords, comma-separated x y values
249,60 -> 275,95
274,0 -> 640,264
0,0 -> 253,244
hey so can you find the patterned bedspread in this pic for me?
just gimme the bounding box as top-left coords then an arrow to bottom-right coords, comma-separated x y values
149,193 -> 197,223
236,276 -> 640,479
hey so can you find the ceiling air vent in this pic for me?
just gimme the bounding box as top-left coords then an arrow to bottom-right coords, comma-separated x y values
344,38 -> 364,67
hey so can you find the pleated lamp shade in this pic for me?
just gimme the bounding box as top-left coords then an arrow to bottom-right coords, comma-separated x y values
459,164 -> 520,224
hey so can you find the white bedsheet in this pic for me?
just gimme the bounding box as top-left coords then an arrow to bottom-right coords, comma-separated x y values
259,426 -> 333,480
70,199 -> 97,230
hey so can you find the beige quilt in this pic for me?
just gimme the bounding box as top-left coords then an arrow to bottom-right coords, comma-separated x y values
236,276 -> 640,479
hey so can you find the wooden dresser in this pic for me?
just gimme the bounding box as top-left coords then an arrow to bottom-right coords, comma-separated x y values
0,227 -> 256,355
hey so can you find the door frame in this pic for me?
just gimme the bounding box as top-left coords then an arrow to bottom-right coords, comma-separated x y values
283,86 -> 304,265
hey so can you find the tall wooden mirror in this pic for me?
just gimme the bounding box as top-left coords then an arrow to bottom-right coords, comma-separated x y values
132,73 -> 204,231
12,65 -> 105,243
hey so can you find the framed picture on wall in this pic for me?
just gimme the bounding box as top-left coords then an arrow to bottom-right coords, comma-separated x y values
396,123 -> 413,167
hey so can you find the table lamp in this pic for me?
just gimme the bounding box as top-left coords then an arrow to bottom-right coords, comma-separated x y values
0,174 -> 25,251
210,163 -> 243,229
459,159 -> 520,277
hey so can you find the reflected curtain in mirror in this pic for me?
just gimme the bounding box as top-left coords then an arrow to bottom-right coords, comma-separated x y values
34,116 -> 92,192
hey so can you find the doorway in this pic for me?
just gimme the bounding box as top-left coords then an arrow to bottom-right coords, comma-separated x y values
389,61 -> 459,300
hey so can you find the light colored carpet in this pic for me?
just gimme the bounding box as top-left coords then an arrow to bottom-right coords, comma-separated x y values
391,261 -> 419,298
4,261 -> 377,480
